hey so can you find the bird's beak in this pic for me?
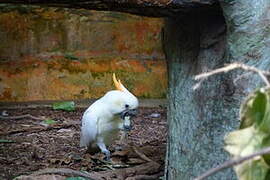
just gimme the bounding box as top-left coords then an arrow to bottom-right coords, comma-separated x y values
120,109 -> 137,119
120,109 -> 137,131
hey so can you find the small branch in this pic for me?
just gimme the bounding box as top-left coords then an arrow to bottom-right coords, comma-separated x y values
0,114 -> 45,121
258,70 -> 270,87
0,122 -> 78,136
194,146 -> 270,180
194,63 -> 270,90
195,63 -> 239,80
132,146 -> 153,162
233,72 -> 253,84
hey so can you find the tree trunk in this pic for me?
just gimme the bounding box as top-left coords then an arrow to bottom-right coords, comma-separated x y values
220,0 -> 270,91
164,1 -> 270,179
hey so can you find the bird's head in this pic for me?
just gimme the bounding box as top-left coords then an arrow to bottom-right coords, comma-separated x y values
102,74 -> 139,129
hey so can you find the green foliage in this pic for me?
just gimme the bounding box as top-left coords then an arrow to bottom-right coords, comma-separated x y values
225,88 -> 270,180
43,119 -> 56,125
52,101 -> 75,111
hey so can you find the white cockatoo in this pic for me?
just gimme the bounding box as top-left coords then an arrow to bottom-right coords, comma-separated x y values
80,73 -> 139,160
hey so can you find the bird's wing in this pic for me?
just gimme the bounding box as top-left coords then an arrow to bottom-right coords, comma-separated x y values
80,110 -> 98,147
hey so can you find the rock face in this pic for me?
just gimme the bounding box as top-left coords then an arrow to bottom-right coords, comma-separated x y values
0,0 -> 219,17
0,6 -> 167,101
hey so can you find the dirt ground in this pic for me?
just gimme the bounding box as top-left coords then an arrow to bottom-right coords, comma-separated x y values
0,106 -> 167,180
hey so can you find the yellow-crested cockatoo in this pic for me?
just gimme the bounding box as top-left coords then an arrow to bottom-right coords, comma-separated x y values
80,74 -> 139,160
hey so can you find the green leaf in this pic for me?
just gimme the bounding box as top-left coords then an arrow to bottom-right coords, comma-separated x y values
240,90 -> 268,129
64,53 -> 79,61
261,136 -> 270,165
235,159 -> 270,180
224,126 -> 265,157
52,101 -> 75,111
224,124 -> 269,180
257,92 -> 270,133
0,139 -> 15,143
43,119 -> 56,125
225,88 -> 270,180
65,177 -> 88,180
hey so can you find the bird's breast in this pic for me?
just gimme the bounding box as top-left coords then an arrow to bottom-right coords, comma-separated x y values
97,117 -> 123,145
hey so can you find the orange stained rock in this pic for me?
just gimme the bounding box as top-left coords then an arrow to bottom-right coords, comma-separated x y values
0,7 -> 167,101
0,57 -> 167,101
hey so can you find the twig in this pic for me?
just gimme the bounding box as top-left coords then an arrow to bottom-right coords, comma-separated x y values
0,114 -> 45,121
233,72 -> 253,84
194,63 -> 270,90
194,146 -> 270,180
132,146 -> 153,162
0,122 -> 78,136
24,168 -> 102,180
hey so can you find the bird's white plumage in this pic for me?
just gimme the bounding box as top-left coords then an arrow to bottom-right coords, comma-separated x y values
80,109 -> 98,148
80,84 -> 138,159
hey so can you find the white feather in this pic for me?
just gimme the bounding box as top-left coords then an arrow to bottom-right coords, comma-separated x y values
80,89 -> 138,155
80,109 -> 98,147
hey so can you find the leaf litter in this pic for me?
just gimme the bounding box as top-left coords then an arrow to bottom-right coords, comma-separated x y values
0,107 -> 167,179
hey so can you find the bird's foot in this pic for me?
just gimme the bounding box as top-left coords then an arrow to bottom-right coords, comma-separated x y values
103,149 -> 111,161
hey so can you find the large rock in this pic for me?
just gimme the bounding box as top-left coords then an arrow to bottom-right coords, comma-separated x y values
0,0 -> 219,17
0,6 -> 167,101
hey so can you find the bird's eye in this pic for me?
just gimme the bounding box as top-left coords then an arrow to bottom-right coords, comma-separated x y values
125,104 -> 129,108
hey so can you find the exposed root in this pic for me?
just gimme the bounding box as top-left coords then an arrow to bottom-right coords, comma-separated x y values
15,162 -> 161,180
15,168 -> 102,180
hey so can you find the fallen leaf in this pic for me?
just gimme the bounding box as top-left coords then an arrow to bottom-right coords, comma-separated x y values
43,119 -> 56,125
52,101 -> 75,111
0,139 -> 15,143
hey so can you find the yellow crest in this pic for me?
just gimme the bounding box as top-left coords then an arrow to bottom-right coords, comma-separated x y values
113,73 -> 125,91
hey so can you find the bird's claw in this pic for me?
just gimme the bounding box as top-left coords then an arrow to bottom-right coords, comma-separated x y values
123,125 -> 132,131
103,150 -> 111,161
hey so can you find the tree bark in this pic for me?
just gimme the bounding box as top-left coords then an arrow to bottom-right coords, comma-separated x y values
163,0 -> 270,179
219,0 -> 270,91
163,11 -> 237,180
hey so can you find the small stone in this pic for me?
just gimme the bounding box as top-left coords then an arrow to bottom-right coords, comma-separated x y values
57,128 -> 72,133
149,113 -> 161,118
1,110 -> 9,116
